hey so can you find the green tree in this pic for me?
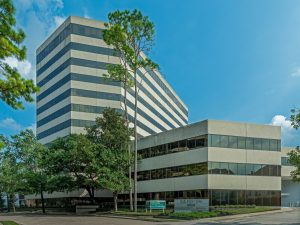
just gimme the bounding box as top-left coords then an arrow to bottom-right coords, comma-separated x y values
103,9 -> 158,211
0,0 -> 38,109
0,137 -> 22,212
287,148 -> 300,181
291,108 -> 300,129
86,108 -> 133,211
9,129 -> 66,213
289,109 -> 300,179
45,134 -> 105,204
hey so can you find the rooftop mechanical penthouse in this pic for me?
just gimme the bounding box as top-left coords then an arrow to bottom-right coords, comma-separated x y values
36,16 -> 188,145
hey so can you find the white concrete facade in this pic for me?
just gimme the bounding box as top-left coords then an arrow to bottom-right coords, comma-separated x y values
36,16 -> 188,145
137,120 -> 282,206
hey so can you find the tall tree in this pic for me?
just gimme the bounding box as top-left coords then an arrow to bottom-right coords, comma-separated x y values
103,9 -> 158,211
45,134 -> 105,204
86,108 -> 133,211
0,0 -> 38,109
103,15 -> 134,211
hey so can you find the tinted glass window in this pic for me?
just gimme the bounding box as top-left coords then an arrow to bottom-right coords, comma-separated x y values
211,162 -> 220,174
261,139 -> 270,151
187,139 -> 196,149
237,137 -> 246,149
238,164 -> 246,175
220,136 -> 229,148
228,136 -> 238,148
261,165 -> 270,176
253,164 -> 262,176
253,138 -> 262,150
168,142 -> 179,153
246,164 -> 254,175
211,135 -> 221,147
246,138 -> 254,149
228,163 -> 238,175
277,140 -> 281,151
220,162 -> 229,174
270,140 -> 278,151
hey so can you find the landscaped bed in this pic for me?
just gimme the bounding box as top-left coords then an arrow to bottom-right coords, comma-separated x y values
109,206 -> 278,221
167,207 -> 278,220
0,222 -> 19,225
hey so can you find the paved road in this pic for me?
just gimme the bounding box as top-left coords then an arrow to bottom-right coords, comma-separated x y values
196,208 -> 300,225
0,208 -> 299,225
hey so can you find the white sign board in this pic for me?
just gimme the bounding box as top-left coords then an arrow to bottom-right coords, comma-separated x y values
174,199 -> 209,212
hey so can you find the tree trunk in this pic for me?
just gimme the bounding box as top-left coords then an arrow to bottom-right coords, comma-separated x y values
124,74 -> 133,212
86,187 -> 95,204
133,70 -> 138,212
6,194 -> 10,212
113,192 -> 118,212
10,194 -> 15,213
40,189 -> 45,214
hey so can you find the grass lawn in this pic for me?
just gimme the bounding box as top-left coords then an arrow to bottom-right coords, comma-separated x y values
167,207 -> 278,220
0,222 -> 19,225
109,207 -> 278,221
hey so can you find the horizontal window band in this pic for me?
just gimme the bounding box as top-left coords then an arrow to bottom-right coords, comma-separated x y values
37,89 -> 71,115
37,42 -> 119,76
37,100 -> 169,133
138,134 -> 281,160
37,56 -> 188,124
137,162 -> 280,182
36,22 -> 187,115
37,88 -> 120,115
37,73 -> 120,102
37,72 -> 185,127
37,23 -> 104,64
37,115 -> 156,140
37,43 -> 188,119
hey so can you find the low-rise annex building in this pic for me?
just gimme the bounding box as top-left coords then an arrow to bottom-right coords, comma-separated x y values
281,147 -> 300,207
136,120 -> 282,206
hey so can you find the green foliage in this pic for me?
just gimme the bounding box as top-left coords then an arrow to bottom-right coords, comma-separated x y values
0,136 -> 22,212
287,148 -> 300,181
290,109 -> 300,179
86,108 -> 133,210
168,207 -> 275,220
291,108 -> 300,129
0,0 -> 38,109
103,9 -> 159,211
0,129 -> 63,212
103,9 -> 158,79
45,134 -> 106,203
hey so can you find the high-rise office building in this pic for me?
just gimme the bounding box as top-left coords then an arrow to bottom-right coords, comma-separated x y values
36,16 -> 188,144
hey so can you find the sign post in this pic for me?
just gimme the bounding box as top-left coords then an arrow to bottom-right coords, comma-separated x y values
146,200 -> 166,213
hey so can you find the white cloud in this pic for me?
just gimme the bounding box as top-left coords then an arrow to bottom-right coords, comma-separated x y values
83,8 -> 90,19
4,57 -> 34,80
271,115 -> 296,146
54,16 -> 66,27
291,68 -> 300,77
0,118 -> 22,132
271,115 -> 292,129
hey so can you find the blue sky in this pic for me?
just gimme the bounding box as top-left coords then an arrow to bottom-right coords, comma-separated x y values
1,0 -> 300,146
